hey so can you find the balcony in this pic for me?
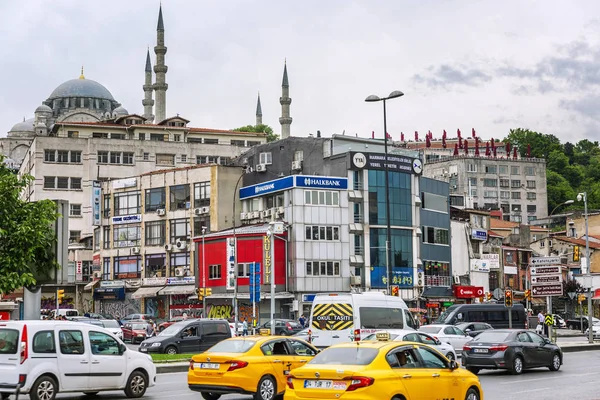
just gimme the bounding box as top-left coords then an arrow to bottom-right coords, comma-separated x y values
354,214 -> 364,224
424,275 -> 452,287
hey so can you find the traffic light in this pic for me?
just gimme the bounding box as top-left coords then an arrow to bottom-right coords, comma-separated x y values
391,285 -> 399,297
525,289 -> 532,301
205,288 -> 212,296
57,289 -> 65,305
574,246 -> 580,262
504,288 -> 513,308
578,294 -> 586,304
486,292 -> 493,301
196,288 -> 204,300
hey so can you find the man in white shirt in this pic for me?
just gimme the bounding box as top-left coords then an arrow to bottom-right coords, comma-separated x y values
537,310 -> 545,335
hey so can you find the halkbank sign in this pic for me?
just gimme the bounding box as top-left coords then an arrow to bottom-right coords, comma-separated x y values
240,175 -> 348,199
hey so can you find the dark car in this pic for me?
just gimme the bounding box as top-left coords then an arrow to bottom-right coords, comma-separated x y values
462,329 -> 562,375
260,319 -> 303,335
122,321 -> 150,343
139,318 -> 231,354
436,303 -> 527,329
566,316 -> 600,330
456,322 -> 494,337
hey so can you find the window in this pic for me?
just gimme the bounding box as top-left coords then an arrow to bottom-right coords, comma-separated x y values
55,176 -> 68,189
467,164 -> 477,172
526,180 -> 536,189
93,132 -> 109,138
422,226 -> 449,245
511,166 -> 520,175
170,252 -> 190,277
289,339 -> 317,356
146,254 -> 166,278
103,226 -> 110,249
69,204 -> 81,217
174,134 -> 181,142
70,178 -> 82,190
111,133 -> 126,140
143,152 -> 149,161
484,191 -> 497,198
512,204 -> 522,212
114,255 -> 141,278
44,176 -> 55,189
70,151 -> 81,163
33,331 -> 55,353
485,165 -> 497,174
170,218 -> 190,243
193,217 -> 211,236
89,331 -> 119,355
237,263 -> 252,277
181,154 -> 187,162
511,192 -> 521,199
305,261 -> 340,276
156,153 -> 175,166
304,190 -> 339,206
98,151 -> 108,163
512,215 -> 522,222
67,131 -> 79,138
114,191 -> 140,216
94,228 -> 100,251
204,138 -> 218,144
499,179 -> 509,188
170,184 -> 190,210
209,264 -> 221,279
145,221 -> 166,246
110,152 -> 121,164
145,188 -> 166,212
415,347 -> 448,369
194,182 -> 211,208
483,179 -> 497,187
59,330 -> 84,355
113,225 -> 141,247
248,141 -> 261,147
231,140 -> 245,146
259,152 -> 272,165
527,205 -> 537,213
421,193 -> 447,212
359,307 -> 404,329
103,194 -> 111,218
150,133 -> 165,141
511,180 -> 521,188
44,150 -> 56,162
468,177 -> 477,186
528,215 -> 537,223
304,225 -> 340,241
139,133 -> 145,141
102,257 -> 111,280
525,166 -> 536,176
499,165 -> 509,174
57,150 -> 69,163
527,192 -> 537,200
265,193 -> 284,209
500,191 -> 510,199
122,152 -> 134,165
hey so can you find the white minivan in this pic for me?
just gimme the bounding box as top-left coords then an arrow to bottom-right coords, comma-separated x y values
308,292 -> 418,348
0,321 -> 156,400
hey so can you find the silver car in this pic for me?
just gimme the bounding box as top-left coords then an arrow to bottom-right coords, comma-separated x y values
362,329 -> 458,361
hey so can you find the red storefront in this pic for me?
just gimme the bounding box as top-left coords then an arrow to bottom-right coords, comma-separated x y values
453,285 -> 485,303
193,224 -> 289,323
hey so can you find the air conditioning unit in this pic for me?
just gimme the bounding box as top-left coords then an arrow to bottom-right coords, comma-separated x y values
176,240 -> 187,250
251,211 -> 260,219
256,164 -> 267,172
261,210 -> 269,218
417,271 -> 424,287
264,208 -> 273,217
240,212 -> 248,220
175,267 -> 185,277
291,160 -> 302,170
132,247 -> 141,254
451,185 -> 457,189
164,244 -> 173,252
453,275 -> 460,285
201,206 -> 210,214
350,276 -> 362,286
194,208 -> 203,215
276,206 -> 284,215
156,209 -> 166,216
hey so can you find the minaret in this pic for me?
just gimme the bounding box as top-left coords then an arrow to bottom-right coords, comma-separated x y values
142,49 -> 155,123
153,4 -> 168,122
255,92 -> 263,126
279,61 -> 292,138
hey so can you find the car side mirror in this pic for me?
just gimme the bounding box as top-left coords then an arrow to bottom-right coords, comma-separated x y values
449,360 -> 458,370
119,343 -> 127,355
435,339 -> 442,345
464,328 -> 471,333
543,338 -> 551,345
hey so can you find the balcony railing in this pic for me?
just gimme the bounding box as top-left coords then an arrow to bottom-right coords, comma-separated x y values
425,275 -> 452,287
354,214 -> 364,223
354,246 -> 364,256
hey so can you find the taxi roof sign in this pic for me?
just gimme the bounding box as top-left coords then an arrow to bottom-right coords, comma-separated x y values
376,331 -> 390,341
259,328 -> 270,336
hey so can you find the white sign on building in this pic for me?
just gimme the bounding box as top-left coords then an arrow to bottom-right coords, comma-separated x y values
481,254 -> 500,269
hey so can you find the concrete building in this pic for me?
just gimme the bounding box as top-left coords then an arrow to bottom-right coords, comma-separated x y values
91,165 -> 243,319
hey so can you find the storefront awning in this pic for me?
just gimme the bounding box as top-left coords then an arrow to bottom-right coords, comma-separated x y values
421,287 -> 454,298
530,298 -> 546,305
187,292 -> 295,300
84,280 -> 100,292
131,286 -> 164,299
158,285 -> 196,296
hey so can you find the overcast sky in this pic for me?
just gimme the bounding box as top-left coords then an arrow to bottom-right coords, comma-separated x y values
2,1 -> 600,143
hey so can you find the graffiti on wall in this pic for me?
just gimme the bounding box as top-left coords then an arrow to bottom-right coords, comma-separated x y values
145,297 -> 167,319
41,296 -> 74,310
99,294 -> 139,319
206,304 -> 254,321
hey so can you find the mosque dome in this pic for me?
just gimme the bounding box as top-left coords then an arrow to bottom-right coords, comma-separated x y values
114,106 -> 129,116
9,118 -> 35,133
48,77 -> 114,101
35,104 -> 52,113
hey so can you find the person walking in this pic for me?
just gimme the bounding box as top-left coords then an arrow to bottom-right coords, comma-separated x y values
298,314 -> 306,328
242,318 -> 248,336
146,320 -> 155,338
537,310 -> 545,335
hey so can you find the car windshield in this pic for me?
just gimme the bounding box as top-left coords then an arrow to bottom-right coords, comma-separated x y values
0,329 -> 19,354
208,339 -> 256,353
159,323 -> 183,337
419,326 -> 442,334
102,320 -> 120,328
131,324 -> 147,330
309,347 -> 378,365
434,306 -> 457,324
362,333 -> 400,341
471,331 -> 511,342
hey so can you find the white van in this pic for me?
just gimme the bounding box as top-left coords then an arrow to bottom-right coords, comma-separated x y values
308,292 -> 418,348
49,309 -> 80,320
0,320 -> 156,400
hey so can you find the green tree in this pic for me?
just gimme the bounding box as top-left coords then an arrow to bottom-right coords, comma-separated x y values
0,159 -> 59,294
503,128 -> 562,159
546,150 -> 569,173
572,139 -> 600,166
232,124 -> 279,142
546,170 -> 575,213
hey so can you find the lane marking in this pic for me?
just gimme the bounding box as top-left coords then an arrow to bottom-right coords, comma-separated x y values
498,371 -> 598,385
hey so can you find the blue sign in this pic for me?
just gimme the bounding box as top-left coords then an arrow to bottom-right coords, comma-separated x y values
370,266 -> 414,289
471,229 -> 488,241
93,287 -> 125,301
295,176 -> 348,190
249,262 -> 261,303
240,176 -> 294,200
302,294 -> 316,302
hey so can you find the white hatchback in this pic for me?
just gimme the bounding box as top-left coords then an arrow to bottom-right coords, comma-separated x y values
0,320 -> 156,400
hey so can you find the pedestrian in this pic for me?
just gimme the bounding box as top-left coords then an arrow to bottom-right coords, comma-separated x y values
182,312 -> 188,321
537,310 -> 544,335
242,318 -> 248,336
298,314 -> 306,328
146,320 -> 155,338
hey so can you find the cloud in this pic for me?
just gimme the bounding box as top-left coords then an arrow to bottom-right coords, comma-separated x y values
560,95 -> 600,121
413,64 -> 492,89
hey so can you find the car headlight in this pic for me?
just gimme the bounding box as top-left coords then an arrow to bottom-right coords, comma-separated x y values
137,334 -> 144,337
151,342 -> 162,347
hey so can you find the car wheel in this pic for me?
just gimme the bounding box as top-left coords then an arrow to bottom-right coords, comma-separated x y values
510,356 -> 524,375
446,352 -> 455,361
124,371 -> 148,398
201,393 -> 221,400
466,367 -> 480,375
83,392 -> 99,396
165,346 -> 178,355
549,353 -> 561,371
465,387 -> 480,400
254,375 -> 276,400
30,375 -> 57,400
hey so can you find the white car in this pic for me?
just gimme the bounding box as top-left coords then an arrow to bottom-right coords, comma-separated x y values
362,329 -> 458,361
0,320 -> 156,400
100,319 -> 124,339
584,322 -> 600,339
419,324 -> 473,353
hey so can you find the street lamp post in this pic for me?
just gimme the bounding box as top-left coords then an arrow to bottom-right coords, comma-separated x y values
201,226 -> 207,317
365,91 -> 404,294
577,192 -> 594,344
232,170 -> 247,333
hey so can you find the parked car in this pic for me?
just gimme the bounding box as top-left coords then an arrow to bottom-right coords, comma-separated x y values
551,314 -> 567,329
462,329 -> 562,375
122,322 -> 150,344
362,329 -> 458,361
435,303 -> 527,329
566,316 -> 600,330
455,322 -> 494,337
84,312 -> 114,320
584,321 -> 600,339
0,320 -> 156,400
121,314 -> 154,324
157,316 -> 186,332
259,319 -> 303,336
418,324 -> 473,353
100,319 -> 124,339
139,318 -> 231,354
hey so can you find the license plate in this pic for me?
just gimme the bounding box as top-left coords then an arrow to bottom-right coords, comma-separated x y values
194,363 -> 219,369
139,348 -> 147,352
474,348 -> 488,353
303,380 -> 347,390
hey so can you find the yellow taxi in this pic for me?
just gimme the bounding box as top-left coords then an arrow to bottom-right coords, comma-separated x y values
188,334 -> 319,400
284,332 -> 483,400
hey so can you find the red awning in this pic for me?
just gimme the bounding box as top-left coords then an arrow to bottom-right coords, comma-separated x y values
592,289 -> 600,300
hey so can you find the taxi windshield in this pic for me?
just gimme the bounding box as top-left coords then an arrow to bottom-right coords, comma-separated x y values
471,331 -> 511,342
208,339 -> 256,353
309,347 -> 378,365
